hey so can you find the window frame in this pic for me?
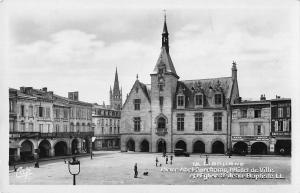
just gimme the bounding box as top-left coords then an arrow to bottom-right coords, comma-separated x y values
177,113 -> 185,131
214,112 -> 222,131
195,113 -> 203,131
214,94 -> 222,105
134,117 -> 141,132
134,99 -> 141,110
195,94 -> 203,106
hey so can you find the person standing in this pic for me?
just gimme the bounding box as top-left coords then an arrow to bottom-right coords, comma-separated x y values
156,157 -> 158,167
134,163 -> 138,178
166,155 -> 168,164
170,155 -> 173,165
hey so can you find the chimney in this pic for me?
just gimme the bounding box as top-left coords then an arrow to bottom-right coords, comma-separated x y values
42,87 -> 47,92
232,61 -> 237,81
260,94 -> 266,101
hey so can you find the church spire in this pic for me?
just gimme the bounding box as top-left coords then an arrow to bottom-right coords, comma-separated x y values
113,67 -> 120,93
162,10 -> 169,53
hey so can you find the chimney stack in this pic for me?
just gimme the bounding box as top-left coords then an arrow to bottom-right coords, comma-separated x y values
260,94 -> 266,101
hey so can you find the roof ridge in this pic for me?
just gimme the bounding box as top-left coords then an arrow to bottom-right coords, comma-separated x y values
182,76 -> 232,82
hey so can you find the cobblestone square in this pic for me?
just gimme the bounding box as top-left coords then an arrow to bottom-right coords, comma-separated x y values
9,151 -> 290,185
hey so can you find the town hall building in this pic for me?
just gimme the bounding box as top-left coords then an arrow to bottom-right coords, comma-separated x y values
120,15 -> 240,153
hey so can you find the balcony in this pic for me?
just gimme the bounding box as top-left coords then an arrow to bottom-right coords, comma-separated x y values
156,128 -> 168,136
9,131 -> 94,139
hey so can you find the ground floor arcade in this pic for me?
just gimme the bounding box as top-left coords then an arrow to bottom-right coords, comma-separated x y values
9,136 -> 92,163
121,134 -> 228,154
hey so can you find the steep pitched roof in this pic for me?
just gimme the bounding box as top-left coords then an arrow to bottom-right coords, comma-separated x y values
153,47 -> 178,77
181,77 -> 233,99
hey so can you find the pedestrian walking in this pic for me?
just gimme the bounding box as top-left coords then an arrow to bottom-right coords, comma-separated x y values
205,155 -> 208,164
166,155 -> 168,164
170,155 -> 173,165
156,157 -> 158,167
134,163 -> 138,178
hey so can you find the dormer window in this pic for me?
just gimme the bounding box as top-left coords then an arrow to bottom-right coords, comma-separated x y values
177,95 -> 185,108
214,94 -> 222,105
195,94 -> 203,106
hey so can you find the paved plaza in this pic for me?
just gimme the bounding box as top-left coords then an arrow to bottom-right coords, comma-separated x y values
9,151 -> 290,185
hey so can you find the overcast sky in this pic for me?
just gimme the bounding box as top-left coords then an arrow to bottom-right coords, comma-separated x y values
4,0 -> 299,104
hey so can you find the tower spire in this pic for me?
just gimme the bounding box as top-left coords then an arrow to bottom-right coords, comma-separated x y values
113,67 -> 120,93
162,9 -> 169,53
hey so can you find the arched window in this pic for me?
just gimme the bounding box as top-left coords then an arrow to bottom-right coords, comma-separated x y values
158,117 -> 166,129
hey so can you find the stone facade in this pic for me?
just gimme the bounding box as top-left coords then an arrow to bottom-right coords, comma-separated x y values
231,100 -> 271,155
120,16 -> 239,154
9,87 -> 93,163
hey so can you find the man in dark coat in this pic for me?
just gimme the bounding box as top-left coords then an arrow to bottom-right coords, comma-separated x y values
134,163 -> 138,178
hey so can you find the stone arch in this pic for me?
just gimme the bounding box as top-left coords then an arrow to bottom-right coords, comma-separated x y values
20,140 -> 35,161
233,141 -> 248,155
193,140 -> 205,153
126,138 -> 135,151
71,138 -> 79,154
251,142 -> 267,155
54,140 -> 68,156
38,139 -> 51,158
212,140 -> 225,154
175,139 -> 187,151
154,113 -> 168,124
140,139 -> 150,152
157,138 -> 167,153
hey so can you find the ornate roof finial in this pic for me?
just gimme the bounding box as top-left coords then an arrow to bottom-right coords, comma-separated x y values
136,74 -> 139,80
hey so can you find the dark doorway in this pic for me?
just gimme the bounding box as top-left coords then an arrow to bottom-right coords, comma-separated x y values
251,142 -> 267,154
157,139 -> 166,153
275,140 -> 291,155
212,141 -> 224,154
20,140 -> 34,161
175,140 -> 187,151
39,140 -> 51,158
140,140 -> 150,152
71,139 -> 79,154
233,141 -> 248,155
127,139 -> 135,151
193,141 -> 205,153
54,141 -> 68,156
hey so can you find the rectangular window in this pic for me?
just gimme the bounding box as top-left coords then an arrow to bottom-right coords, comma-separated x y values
134,117 -> 141,132
29,106 -> 33,117
64,125 -> 68,132
177,113 -> 185,131
9,121 -> 14,132
241,109 -> 247,118
159,96 -> 164,106
177,96 -> 184,107
102,127 -> 104,134
214,112 -> 222,131
134,99 -> 141,110
286,107 -> 290,118
56,125 -> 59,133
278,108 -> 283,118
64,109 -> 68,119
195,94 -> 203,106
55,108 -> 60,118
20,122 -> 25,132
21,105 -> 25,117
254,109 -> 261,118
109,127 -> 112,134
256,125 -> 262,135
29,123 -> 34,132
9,100 -> 13,113
195,113 -> 203,131
39,107 -> 43,117
278,120 -> 283,131
39,124 -> 43,133
215,94 -> 222,105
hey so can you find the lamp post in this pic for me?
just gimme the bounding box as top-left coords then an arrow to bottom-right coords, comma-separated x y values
91,137 -> 96,160
68,156 -> 80,185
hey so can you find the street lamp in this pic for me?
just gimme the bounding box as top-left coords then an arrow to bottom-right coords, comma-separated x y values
91,137 -> 96,160
68,156 -> 80,185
